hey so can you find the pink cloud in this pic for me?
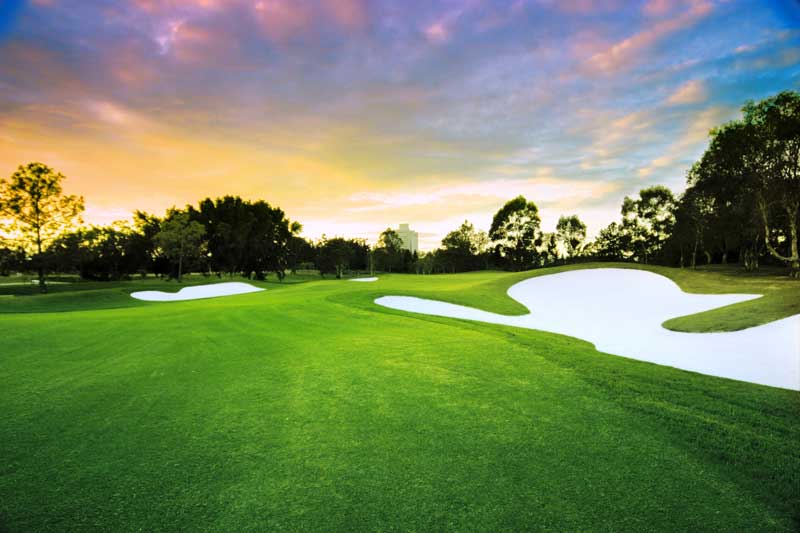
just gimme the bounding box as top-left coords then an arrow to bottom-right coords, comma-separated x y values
548,0 -> 625,14
253,0 -> 314,43
583,1 -> 713,74
171,21 -> 228,62
666,79 -> 707,105
250,0 -> 368,44
134,0 -> 229,13
642,0 -> 675,17
425,22 -> 448,44
107,43 -> 160,87
322,0 -> 368,31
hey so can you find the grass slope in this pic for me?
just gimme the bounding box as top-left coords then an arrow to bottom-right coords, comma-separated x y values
3,262 -> 798,332
0,265 -> 798,530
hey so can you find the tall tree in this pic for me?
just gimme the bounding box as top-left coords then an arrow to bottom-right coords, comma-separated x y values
316,237 -> 355,278
0,162 -> 84,292
154,210 -> 205,282
591,222 -> 627,261
667,186 -> 713,269
441,220 -> 487,272
621,186 -> 676,263
190,196 -> 293,279
374,228 -> 404,272
684,91 -> 800,275
489,196 -> 543,270
555,214 -> 587,261
743,91 -> 800,276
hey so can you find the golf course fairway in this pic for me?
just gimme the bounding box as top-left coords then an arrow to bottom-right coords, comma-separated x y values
1,264 -> 798,531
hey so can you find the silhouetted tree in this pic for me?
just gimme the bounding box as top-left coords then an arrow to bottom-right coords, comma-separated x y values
154,210 -> 205,282
440,220 -> 488,272
621,186 -> 676,263
489,196 -> 543,270
374,228 -> 404,272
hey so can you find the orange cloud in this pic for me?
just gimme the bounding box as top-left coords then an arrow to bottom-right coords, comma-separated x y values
667,79 -> 707,105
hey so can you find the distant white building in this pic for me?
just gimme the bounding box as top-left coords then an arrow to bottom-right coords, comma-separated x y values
396,223 -> 419,254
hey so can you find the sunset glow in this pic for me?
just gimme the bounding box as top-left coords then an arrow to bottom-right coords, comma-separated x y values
1,0 -> 798,248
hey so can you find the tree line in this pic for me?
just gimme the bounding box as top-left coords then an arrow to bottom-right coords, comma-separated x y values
1,91 -> 798,290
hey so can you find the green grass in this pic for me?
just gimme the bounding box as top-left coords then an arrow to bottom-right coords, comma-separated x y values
0,264 -> 798,530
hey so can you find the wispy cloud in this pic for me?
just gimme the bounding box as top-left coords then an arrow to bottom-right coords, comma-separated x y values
667,79 -> 707,104
582,1 -> 713,74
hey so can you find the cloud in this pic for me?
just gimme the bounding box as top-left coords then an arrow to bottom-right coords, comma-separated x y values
85,100 -> 142,125
667,79 -> 707,105
637,106 -> 732,178
322,0 -> 368,30
2,0 -> 798,249
546,0 -> 625,14
641,0 -> 675,18
583,1 -> 713,74
425,22 -> 448,43
253,0 -> 314,43
347,175 -> 622,214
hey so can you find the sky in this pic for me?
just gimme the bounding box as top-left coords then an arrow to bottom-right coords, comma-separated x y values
0,0 -> 798,249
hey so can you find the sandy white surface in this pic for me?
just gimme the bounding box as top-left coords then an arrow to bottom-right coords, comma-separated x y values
131,282 -> 264,302
350,277 -> 378,282
375,268 -> 800,390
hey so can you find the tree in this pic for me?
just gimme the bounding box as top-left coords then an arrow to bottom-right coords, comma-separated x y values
666,186 -> 713,269
591,222 -> 627,260
555,215 -> 587,261
541,232 -> 559,265
132,211 -> 168,277
374,228 -> 404,272
742,91 -> 800,276
489,196 -> 543,270
244,200 -> 292,280
189,196 -> 293,279
440,220 -> 488,272
154,210 -> 205,282
0,162 -> 84,292
620,186 -> 676,263
682,91 -> 800,276
317,237 -> 354,278
0,246 -> 25,276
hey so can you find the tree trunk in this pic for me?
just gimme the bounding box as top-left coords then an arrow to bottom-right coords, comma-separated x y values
178,240 -> 184,282
759,197 -> 799,277
789,207 -> 800,278
36,223 -> 47,294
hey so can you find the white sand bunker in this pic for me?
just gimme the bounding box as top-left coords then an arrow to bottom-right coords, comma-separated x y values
350,277 -> 378,282
375,269 -> 800,390
131,282 -> 264,302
